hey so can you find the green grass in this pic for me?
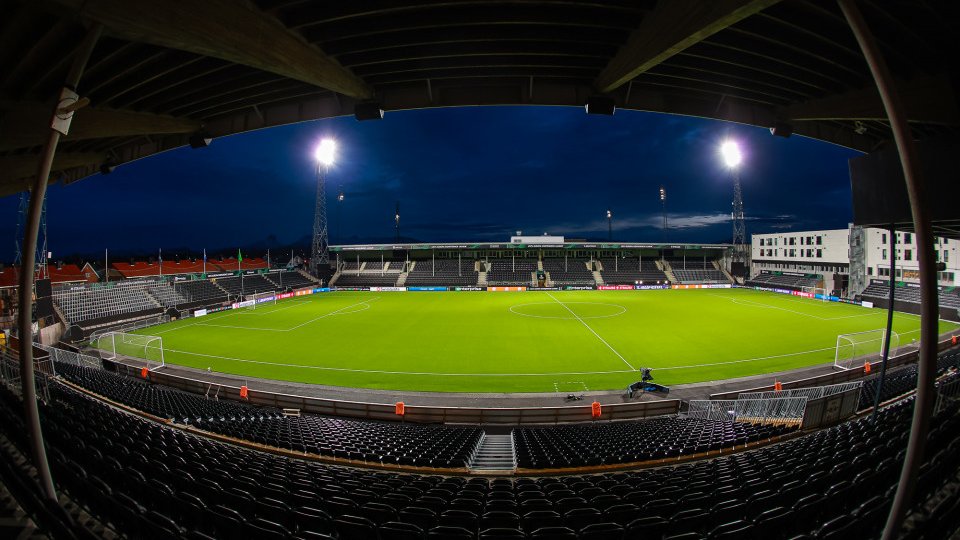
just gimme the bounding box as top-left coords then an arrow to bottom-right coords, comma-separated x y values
113,289 -> 958,393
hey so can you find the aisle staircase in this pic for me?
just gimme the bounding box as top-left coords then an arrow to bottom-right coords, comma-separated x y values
661,260 -> 678,283
396,262 -> 413,286
469,433 -> 516,471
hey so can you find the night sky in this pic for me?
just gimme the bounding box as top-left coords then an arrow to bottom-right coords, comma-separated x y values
0,106 -> 861,262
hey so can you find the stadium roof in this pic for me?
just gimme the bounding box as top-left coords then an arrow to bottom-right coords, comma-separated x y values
1,0 -> 958,196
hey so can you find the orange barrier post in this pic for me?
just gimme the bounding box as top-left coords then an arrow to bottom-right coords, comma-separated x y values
952,335 -> 957,345
591,401 -> 602,418
140,367 -> 148,379
239,385 -> 249,399
774,381 -> 783,391
864,361 -> 871,374
395,402 -> 405,416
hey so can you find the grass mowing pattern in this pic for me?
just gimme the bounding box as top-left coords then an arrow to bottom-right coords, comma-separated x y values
125,289 -> 958,393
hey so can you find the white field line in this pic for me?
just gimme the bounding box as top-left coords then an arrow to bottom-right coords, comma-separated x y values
197,298 -> 378,332
545,292 -> 636,371
162,342 -> 845,376
707,293 -> 879,321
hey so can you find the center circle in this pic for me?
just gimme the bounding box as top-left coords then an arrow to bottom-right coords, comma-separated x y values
509,302 -> 627,320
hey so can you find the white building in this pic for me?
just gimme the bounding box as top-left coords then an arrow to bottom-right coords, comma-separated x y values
751,226 -> 959,296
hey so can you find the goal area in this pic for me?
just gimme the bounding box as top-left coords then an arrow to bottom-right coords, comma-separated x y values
834,329 -> 899,370
94,332 -> 165,369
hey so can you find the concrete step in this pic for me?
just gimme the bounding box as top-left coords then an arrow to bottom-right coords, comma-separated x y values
468,433 -> 516,471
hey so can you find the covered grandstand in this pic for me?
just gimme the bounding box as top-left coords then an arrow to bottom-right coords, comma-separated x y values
1,1 -> 959,539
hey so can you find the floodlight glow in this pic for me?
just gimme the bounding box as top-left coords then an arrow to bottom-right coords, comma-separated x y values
315,138 -> 336,166
606,209 -> 612,219
720,140 -> 742,168
659,186 -> 666,201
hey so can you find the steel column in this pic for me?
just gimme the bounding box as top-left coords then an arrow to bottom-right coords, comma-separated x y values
18,23 -> 103,503
838,2 -> 938,537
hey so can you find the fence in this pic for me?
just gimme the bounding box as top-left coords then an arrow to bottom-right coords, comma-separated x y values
738,381 -> 863,401
103,357 -> 680,425
38,343 -> 102,370
687,397 -> 808,427
709,334 -> 960,400
936,375 -> 960,414
0,341 -> 55,403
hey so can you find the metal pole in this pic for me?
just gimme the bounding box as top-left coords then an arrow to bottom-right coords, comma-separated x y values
105,248 -> 108,283
17,23 -> 102,503
872,225 -> 897,418
838,2 -> 938,537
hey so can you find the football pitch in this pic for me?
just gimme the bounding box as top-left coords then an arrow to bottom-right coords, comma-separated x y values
119,289 -> 959,393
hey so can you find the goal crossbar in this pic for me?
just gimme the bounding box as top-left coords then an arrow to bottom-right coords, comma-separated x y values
94,332 -> 165,370
834,329 -> 899,371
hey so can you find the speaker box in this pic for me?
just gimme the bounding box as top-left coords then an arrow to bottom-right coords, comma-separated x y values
35,278 -> 52,299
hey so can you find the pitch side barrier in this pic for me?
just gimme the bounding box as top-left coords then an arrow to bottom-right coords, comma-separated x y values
98,357 -> 679,425
710,334 -> 960,400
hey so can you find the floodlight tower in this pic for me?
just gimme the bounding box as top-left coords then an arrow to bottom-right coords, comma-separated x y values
721,141 -> 746,265
335,185 -> 344,245
606,209 -> 612,241
659,186 -> 667,242
395,202 -> 400,242
311,139 -> 336,274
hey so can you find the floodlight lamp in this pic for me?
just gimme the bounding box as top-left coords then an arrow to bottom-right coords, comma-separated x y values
720,140 -> 742,168
315,138 -> 336,166
606,210 -> 612,219
659,186 -> 666,201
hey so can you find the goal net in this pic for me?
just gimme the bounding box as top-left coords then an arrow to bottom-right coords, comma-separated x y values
834,329 -> 899,370
247,291 -> 276,309
802,286 -> 829,301
94,332 -> 165,369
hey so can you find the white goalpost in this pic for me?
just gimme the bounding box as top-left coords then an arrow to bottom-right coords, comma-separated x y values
834,329 -> 899,370
802,286 -> 829,301
247,291 -> 277,310
94,332 -> 165,369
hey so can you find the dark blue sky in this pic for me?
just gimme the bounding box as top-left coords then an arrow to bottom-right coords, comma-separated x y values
0,106 -> 860,261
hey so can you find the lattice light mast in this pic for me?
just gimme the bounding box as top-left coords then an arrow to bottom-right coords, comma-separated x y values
659,186 -> 667,242
606,209 -> 612,242
721,141 -> 746,265
310,139 -> 336,274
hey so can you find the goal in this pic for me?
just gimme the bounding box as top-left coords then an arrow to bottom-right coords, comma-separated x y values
94,332 -> 165,369
246,291 -> 276,309
834,329 -> 899,370
802,286 -> 829,301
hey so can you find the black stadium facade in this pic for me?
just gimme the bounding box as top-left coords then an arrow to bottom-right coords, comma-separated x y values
2,1 -> 960,539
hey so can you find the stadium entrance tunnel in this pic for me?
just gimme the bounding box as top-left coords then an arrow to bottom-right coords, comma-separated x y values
509,301 -> 626,320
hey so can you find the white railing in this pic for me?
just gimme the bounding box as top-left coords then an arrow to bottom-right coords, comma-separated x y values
37,344 -> 102,370
935,375 -> 960,414
688,396 -> 808,426
738,381 -> 863,401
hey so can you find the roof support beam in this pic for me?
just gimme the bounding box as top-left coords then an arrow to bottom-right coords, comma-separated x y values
0,101 -> 201,151
0,152 -> 107,196
782,75 -> 960,125
51,0 -> 373,99
594,0 -> 782,93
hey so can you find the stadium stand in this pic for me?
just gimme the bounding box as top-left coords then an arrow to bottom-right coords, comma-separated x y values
672,269 -> 729,283
175,279 -> 229,304
145,280 -> 188,308
213,274 -> 278,297
405,260 -> 479,287
599,258 -> 668,285
747,273 -> 822,290
487,259 -> 536,286
861,281 -> 960,311
543,258 -> 595,286
4,378 -> 958,539
513,417 -> 793,468
53,280 -> 162,325
335,273 -> 401,287
267,271 -> 316,290
857,350 -> 960,411
54,361 -> 482,468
